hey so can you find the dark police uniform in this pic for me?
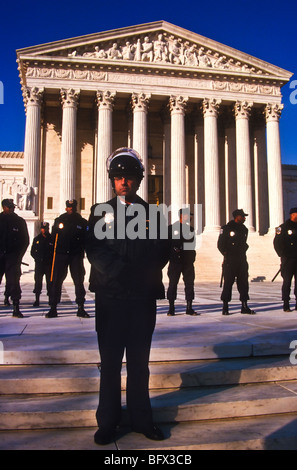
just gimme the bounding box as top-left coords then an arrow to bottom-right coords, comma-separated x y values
86,179 -> 169,444
274,210 -> 297,310
30,223 -> 54,305
218,210 -> 254,314
47,200 -> 88,317
0,199 -> 29,317
167,216 -> 197,315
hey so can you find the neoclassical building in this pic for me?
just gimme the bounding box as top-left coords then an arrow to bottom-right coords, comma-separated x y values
12,21 -> 294,279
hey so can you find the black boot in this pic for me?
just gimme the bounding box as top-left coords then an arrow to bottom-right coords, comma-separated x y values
77,304 -> 90,318
12,302 -> 24,318
167,301 -> 175,316
186,300 -> 199,316
33,294 -> 40,307
283,301 -> 292,312
241,301 -> 256,315
222,301 -> 229,315
46,305 -> 58,318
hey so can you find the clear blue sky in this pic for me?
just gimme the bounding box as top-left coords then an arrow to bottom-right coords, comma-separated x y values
0,0 -> 296,164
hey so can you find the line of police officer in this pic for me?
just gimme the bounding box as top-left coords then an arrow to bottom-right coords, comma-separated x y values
1,196 -> 297,319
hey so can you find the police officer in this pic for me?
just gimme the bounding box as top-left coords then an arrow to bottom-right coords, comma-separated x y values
218,209 -> 255,315
0,198 -> 29,318
31,222 -> 54,307
167,208 -> 198,316
86,148 -> 170,445
273,207 -> 297,312
46,200 -> 89,318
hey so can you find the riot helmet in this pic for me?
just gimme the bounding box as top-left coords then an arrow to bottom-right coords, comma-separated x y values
107,148 -> 144,184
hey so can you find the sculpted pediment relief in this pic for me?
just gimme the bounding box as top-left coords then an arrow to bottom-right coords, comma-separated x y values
17,21 -> 292,81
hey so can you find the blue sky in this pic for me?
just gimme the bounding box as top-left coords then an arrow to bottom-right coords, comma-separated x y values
0,0 -> 296,164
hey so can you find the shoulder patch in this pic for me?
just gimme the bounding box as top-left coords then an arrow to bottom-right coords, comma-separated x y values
275,226 -> 282,235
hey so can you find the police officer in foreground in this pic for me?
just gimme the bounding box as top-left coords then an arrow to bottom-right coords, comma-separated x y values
0,199 -> 29,318
31,222 -> 54,307
46,199 -> 89,318
86,148 -> 170,446
167,208 -> 198,316
273,207 -> 297,312
218,209 -> 256,316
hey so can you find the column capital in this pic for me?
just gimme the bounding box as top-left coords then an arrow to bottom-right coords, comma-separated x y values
169,95 -> 188,115
234,100 -> 253,120
60,88 -> 80,109
23,86 -> 44,108
202,98 -> 221,118
265,103 -> 284,122
96,90 -> 116,110
131,92 -> 151,113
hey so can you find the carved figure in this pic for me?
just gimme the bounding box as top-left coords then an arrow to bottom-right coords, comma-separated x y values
108,43 -> 122,60
141,36 -> 154,62
153,34 -> 168,62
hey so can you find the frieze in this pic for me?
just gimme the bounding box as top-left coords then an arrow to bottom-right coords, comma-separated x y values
62,32 -> 266,76
26,66 -> 281,96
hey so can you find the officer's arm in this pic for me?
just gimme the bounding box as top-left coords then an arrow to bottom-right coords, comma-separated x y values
273,227 -> 284,257
217,228 -> 227,256
85,206 -> 128,280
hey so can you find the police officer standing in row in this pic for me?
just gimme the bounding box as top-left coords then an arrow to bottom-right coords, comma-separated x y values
218,209 -> 256,316
274,207 -> 297,312
167,208 -> 198,316
86,148 -> 170,445
0,198 -> 29,318
46,199 -> 89,318
31,222 -> 54,307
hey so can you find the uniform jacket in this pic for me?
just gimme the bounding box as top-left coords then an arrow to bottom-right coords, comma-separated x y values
169,221 -> 196,264
274,219 -> 297,259
218,220 -> 249,259
86,196 -> 170,300
31,233 -> 54,265
52,212 -> 87,256
0,211 -> 29,258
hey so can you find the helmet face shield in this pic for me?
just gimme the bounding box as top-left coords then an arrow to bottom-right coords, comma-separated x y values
107,148 -> 144,182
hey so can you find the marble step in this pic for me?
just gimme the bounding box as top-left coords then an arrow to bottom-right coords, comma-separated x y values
1,413 -> 297,450
1,379 -> 297,430
0,356 -> 296,395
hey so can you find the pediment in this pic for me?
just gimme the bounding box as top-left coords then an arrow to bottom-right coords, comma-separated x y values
17,21 -> 292,82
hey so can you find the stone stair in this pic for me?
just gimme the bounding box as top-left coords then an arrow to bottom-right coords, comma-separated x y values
1,354 -> 297,449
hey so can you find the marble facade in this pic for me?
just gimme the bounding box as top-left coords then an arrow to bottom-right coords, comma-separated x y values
13,21 -> 293,234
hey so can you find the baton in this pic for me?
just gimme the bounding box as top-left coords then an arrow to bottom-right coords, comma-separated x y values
50,232 -> 59,282
271,268 -> 281,282
220,258 -> 225,288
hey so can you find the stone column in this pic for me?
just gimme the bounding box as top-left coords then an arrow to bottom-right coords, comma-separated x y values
253,110 -> 269,234
265,103 -> 284,230
60,88 -> 80,212
169,95 -> 188,222
160,107 -> 171,208
96,90 -> 116,203
131,93 -> 150,201
234,101 -> 254,231
23,86 -> 44,192
203,98 -> 221,231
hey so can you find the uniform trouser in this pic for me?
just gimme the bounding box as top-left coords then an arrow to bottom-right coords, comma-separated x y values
49,253 -> 85,306
95,294 -> 156,432
221,256 -> 249,303
0,253 -> 22,302
281,257 -> 297,302
34,262 -> 51,296
167,261 -> 195,301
